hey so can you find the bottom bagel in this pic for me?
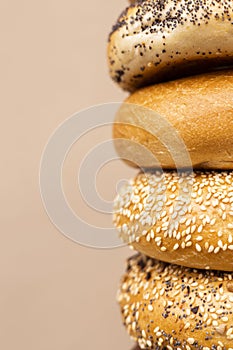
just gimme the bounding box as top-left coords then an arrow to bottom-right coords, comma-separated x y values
118,254 -> 233,350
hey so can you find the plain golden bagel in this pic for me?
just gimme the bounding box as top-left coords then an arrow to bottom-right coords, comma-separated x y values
113,70 -> 233,170
114,170 -> 233,271
118,254 -> 233,350
108,0 -> 233,91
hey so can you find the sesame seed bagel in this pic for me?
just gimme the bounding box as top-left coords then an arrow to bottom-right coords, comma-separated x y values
118,254 -> 233,350
108,0 -> 233,91
113,70 -> 233,170
113,171 -> 233,271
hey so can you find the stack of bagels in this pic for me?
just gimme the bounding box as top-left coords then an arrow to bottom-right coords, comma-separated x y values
108,0 -> 233,349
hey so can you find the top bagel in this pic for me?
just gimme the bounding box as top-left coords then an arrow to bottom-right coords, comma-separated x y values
108,0 -> 233,91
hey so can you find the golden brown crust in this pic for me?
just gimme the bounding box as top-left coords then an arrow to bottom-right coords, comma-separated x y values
113,70 -> 233,170
118,254 -> 233,349
114,170 -> 233,271
108,0 -> 233,91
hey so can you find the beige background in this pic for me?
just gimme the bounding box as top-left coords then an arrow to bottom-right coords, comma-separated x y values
0,0 -> 138,349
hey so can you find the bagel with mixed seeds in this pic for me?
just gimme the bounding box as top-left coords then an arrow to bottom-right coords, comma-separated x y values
118,254 -> 233,349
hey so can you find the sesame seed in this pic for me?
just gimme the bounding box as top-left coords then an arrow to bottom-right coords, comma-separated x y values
215,324 -> 226,335
142,330 -> 146,338
208,245 -> 214,253
187,338 -> 195,345
148,304 -> 154,311
222,316 -> 229,322
196,243 -> 202,252
184,322 -> 190,330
